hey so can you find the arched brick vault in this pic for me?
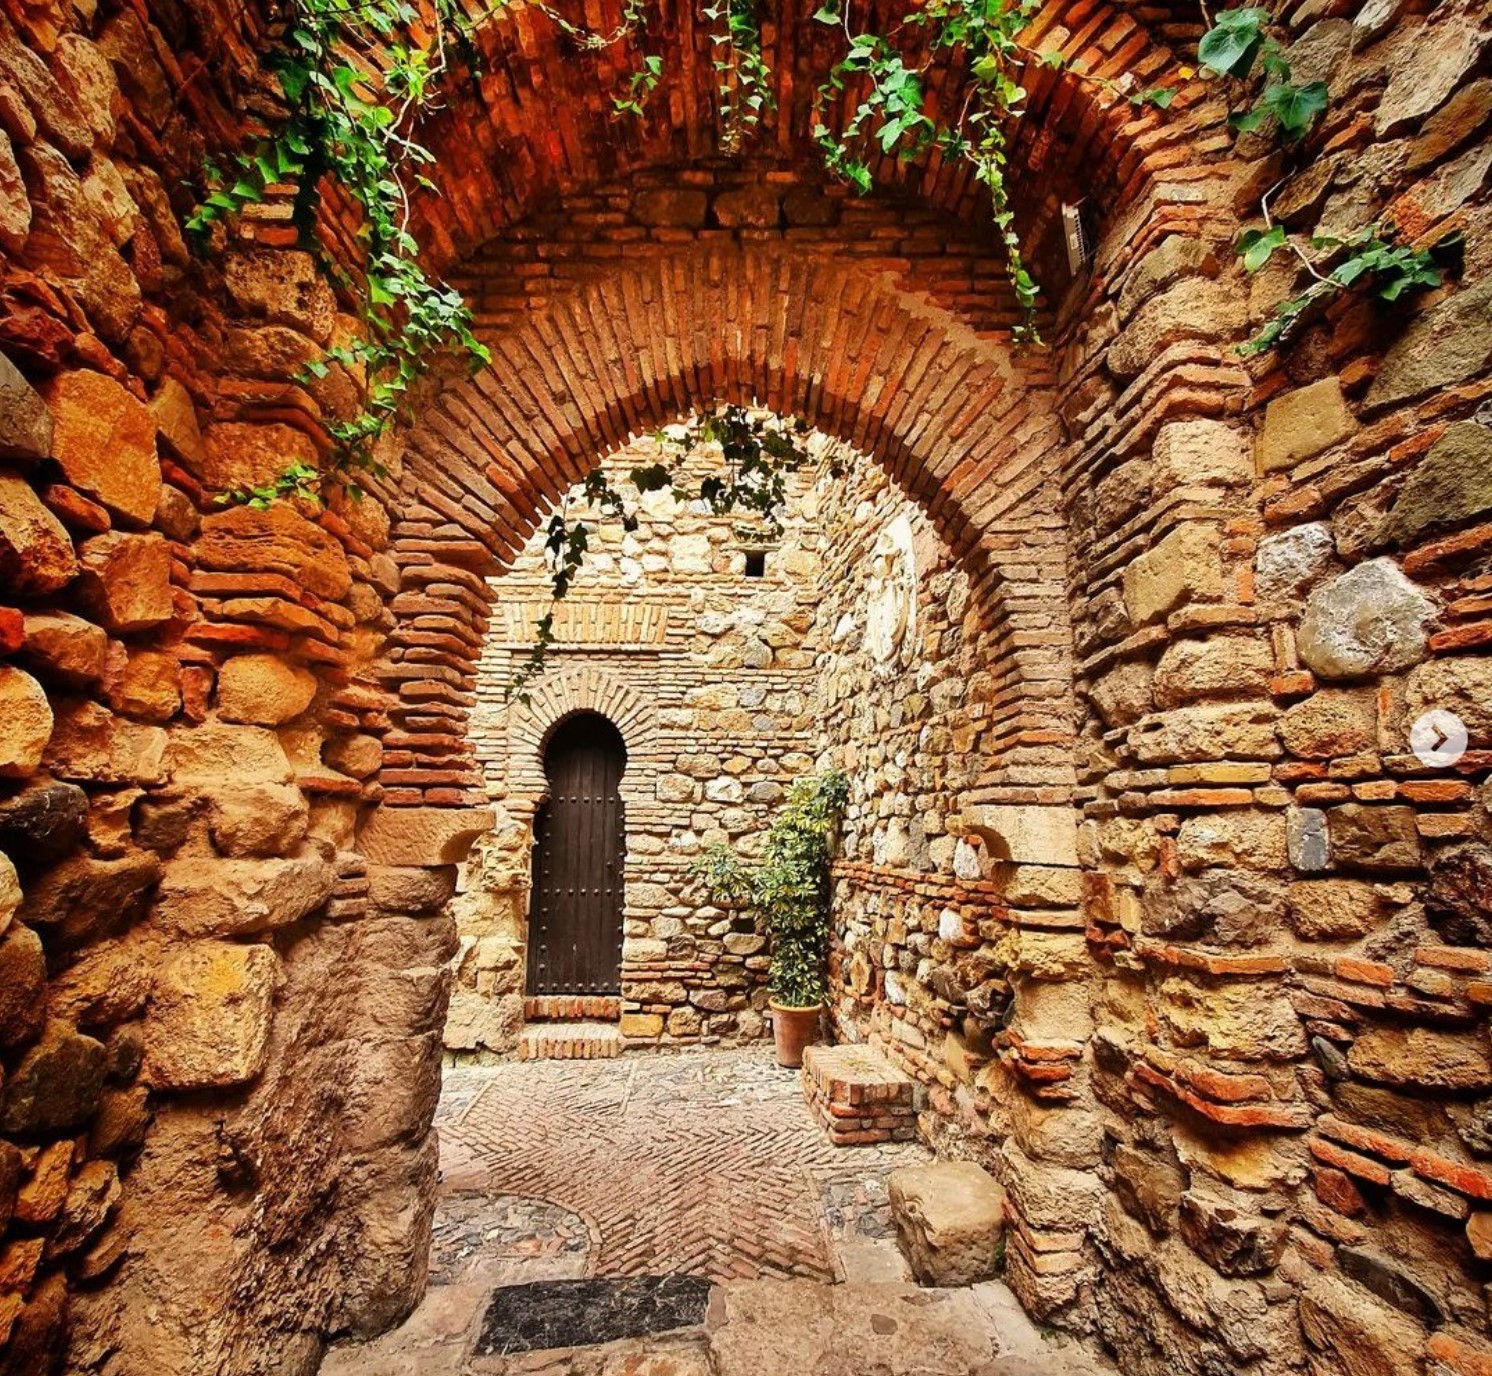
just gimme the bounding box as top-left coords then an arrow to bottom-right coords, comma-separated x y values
375,241 -> 1088,815
400,0 -> 1220,281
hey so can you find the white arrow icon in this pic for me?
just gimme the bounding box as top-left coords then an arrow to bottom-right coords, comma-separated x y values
1410,709 -> 1468,768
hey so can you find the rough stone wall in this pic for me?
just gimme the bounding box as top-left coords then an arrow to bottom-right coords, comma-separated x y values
0,0 -> 1489,1372
1058,4 -> 1492,1374
0,1 -> 484,1370
452,434 -> 840,1053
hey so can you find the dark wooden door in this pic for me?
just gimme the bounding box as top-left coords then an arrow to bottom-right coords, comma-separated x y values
527,714 -> 627,994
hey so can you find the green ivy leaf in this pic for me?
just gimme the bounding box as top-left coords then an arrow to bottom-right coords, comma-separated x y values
1236,223 -> 1287,273
1198,7 -> 1269,78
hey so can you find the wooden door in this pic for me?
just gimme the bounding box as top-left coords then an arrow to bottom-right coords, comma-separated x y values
527,713 -> 627,994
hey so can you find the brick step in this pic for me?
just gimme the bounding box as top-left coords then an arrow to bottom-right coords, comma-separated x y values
801,1043 -> 920,1147
523,995 -> 623,1022
518,1021 -> 623,1061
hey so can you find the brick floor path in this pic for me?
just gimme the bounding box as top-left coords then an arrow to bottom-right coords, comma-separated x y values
325,1048 -> 1115,1376
434,1046 -> 929,1285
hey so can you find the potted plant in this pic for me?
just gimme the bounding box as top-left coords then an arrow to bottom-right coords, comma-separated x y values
693,769 -> 849,1067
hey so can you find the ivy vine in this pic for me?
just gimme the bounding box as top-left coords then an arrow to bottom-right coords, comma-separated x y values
505,405 -> 818,701
185,0 -> 1459,680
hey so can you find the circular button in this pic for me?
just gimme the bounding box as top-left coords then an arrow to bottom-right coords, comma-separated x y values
1410,709 -> 1468,768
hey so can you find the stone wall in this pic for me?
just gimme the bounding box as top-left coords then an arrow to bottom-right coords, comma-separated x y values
0,0 -> 1490,1371
0,0 -> 485,1369
452,433 -> 842,1053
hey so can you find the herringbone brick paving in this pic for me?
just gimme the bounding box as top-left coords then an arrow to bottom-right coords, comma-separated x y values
435,1047 -> 929,1284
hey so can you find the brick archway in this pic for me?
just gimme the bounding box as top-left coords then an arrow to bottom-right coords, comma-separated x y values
508,665 -> 658,813
374,241 -> 1083,819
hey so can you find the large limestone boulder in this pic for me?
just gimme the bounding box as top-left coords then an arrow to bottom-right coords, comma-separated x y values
197,501 -> 351,600
44,369 -> 160,526
0,469 -> 77,594
153,850 -> 334,937
1297,560 -> 1434,679
888,1160 -> 1006,1287
74,531 -> 173,633
0,666 -> 52,777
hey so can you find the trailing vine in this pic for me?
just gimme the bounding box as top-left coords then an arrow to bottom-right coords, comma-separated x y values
187,0 -> 1458,679
190,0 -> 492,505
505,406 -> 817,702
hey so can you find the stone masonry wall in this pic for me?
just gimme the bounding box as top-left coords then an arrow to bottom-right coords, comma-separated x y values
452,433 -> 841,1053
1,0 -> 1490,1371
0,0 -> 486,1370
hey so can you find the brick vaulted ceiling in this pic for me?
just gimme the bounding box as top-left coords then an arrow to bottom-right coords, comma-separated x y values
401,0 -> 1216,276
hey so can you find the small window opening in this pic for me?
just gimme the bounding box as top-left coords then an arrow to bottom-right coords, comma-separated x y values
744,550 -> 768,579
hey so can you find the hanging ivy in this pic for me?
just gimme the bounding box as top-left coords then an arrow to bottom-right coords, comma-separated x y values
504,405 -> 817,701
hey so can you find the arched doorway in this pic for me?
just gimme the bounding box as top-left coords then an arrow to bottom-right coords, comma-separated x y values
526,713 -> 628,995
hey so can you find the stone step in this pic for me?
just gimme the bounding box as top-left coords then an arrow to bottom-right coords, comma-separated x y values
801,1043 -> 919,1146
518,1021 -> 623,1061
523,994 -> 622,1022
889,1161 -> 1007,1287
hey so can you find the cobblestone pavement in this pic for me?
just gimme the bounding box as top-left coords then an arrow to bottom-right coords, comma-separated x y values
324,1048 -> 1115,1376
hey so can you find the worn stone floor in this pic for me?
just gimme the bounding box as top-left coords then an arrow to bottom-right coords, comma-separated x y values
322,1047 -> 1114,1376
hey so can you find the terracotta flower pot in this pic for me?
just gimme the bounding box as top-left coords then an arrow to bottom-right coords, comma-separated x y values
769,999 -> 823,1068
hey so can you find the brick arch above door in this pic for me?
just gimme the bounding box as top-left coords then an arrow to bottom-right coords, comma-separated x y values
506,664 -> 659,814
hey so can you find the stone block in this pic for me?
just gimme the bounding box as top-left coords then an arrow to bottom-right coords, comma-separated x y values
196,502 -> 351,601
366,864 -> 458,914
1405,656 -> 1492,745
144,942 -> 280,1090
1365,277 -> 1492,411
208,782 -> 309,858
43,699 -> 166,785
216,652 -> 318,725
75,530 -> 173,633
1122,523 -> 1224,626
0,666 -> 51,777
224,249 -> 335,342
21,611 -> 106,687
1375,422 -> 1492,549
1349,1025 -> 1492,1091
1280,689 -> 1377,759
17,851 -> 161,949
0,923 -> 45,1048
0,1018 -> 106,1133
1107,277 -> 1234,379
199,421 -> 318,495
1256,377 -> 1355,473
1327,804 -> 1421,873
1112,1144 -> 1185,1236
1152,636 -> 1273,709
44,370 -> 159,526
1151,418 -> 1251,488
0,780 -> 88,865
148,376 -> 206,464
1297,559 -> 1433,680
889,1161 -> 1006,1287
1255,522 -> 1335,601
154,850 -> 334,936
1287,880 -> 1387,939
962,804 -> 1078,867
167,720 -> 293,785
0,354 -> 52,462
358,805 -> 493,866
0,468 -> 77,595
